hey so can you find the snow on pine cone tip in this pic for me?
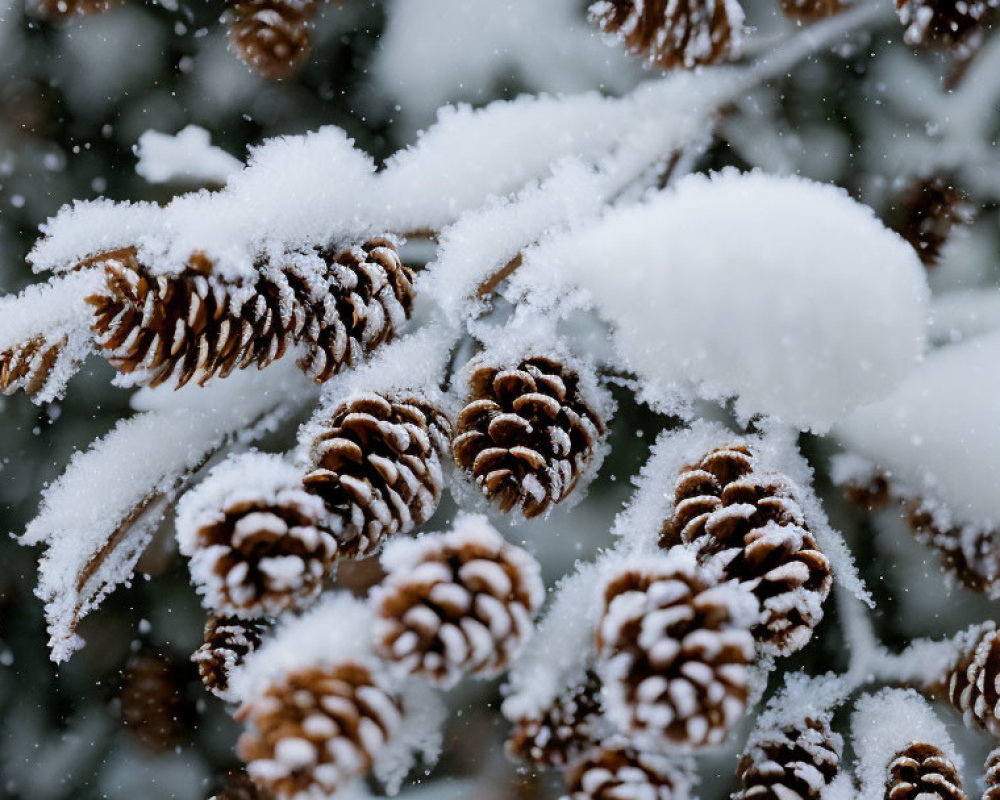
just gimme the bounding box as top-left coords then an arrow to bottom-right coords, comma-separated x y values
944,624 -> 1000,735
884,741 -> 966,800
984,748 -> 1000,800
595,548 -> 757,748
660,443 -> 832,655
452,353 -> 605,519
176,453 -> 336,618
193,616 -> 270,699
735,717 -> 842,800
0,334 -> 68,400
563,739 -> 692,800
228,0 -> 319,80
371,514 -> 544,688
302,389 -> 452,561
896,0 -> 998,51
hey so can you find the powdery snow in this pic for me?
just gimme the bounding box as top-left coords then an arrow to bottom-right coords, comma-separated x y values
135,125 -> 243,186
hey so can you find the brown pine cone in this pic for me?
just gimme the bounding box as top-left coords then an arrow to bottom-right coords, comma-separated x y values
119,648 -> 193,753
984,748 -> 1000,800
564,741 -> 689,800
778,0 -> 845,22
193,616 -> 270,699
945,625 -> 1000,735
885,742 -> 966,800
506,672 -> 603,767
595,549 -> 755,748
0,334 -> 68,399
228,0 -> 318,80
29,0 -> 120,18
896,0 -> 998,50
660,443 -> 832,655
908,506 -> 1000,596
452,354 -> 605,519
302,390 -> 452,560
589,0 -> 742,70
237,661 -> 403,800
891,176 -> 975,268
736,717 -> 841,800
372,515 -> 544,688
177,454 -> 336,617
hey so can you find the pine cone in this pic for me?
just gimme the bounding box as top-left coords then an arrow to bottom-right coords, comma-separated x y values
660,444 -> 832,655
564,742 -> 689,800
228,0 -> 318,80
29,0 -> 119,18
891,176 -> 975,268
452,354 -> 605,519
945,625 -> 1000,735
736,717 -> 842,800
885,742 -> 966,800
237,661 -> 403,800
506,672 -> 603,767
302,390 -> 452,560
984,748 -> 1000,800
778,0 -> 845,22
193,616 -> 270,699
177,454 -> 336,617
0,334 -> 68,399
896,0 -> 998,50
595,550 -> 755,748
119,648 -> 193,753
372,515 -> 544,688
908,506 -> 1000,596
589,0 -> 743,70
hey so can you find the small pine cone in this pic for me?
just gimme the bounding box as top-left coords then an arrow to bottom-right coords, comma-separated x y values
983,748 -> 1000,800
120,648 -> 192,753
589,0 -> 743,70
372,515 -> 544,688
564,741 -> 691,800
908,507 -> 1000,596
736,717 -> 842,800
896,0 -> 998,50
892,176 -> 975,268
177,454 -> 337,617
885,742 -> 966,800
237,661 -> 403,800
0,334 -> 67,399
778,0 -> 845,22
228,0 -> 318,80
193,616 -> 269,699
945,625 -> 1000,735
302,390 -> 452,560
660,444 -> 832,655
452,354 -> 605,519
595,549 -> 755,748
29,0 -> 119,18
506,672 -> 603,767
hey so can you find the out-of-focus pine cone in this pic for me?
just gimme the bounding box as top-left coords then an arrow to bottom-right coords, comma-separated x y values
227,0 -> 318,80
193,616 -> 270,699
589,0 -> 743,70
564,741 -> 690,800
0,334 -> 68,399
372,515 -> 544,688
595,549 -> 756,748
983,748 -> 1000,800
660,443 -> 832,655
945,625 -> 1000,735
237,661 -> 402,800
891,176 -> 975,268
908,506 -> 1000,596
302,390 -> 452,560
896,0 -> 998,50
119,648 -> 192,753
452,354 -> 605,519
885,742 -> 966,800
506,672 -> 603,767
177,454 -> 336,617
778,0 -> 845,22
29,0 -> 119,18
736,717 -> 842,800
209,770 -> 271,800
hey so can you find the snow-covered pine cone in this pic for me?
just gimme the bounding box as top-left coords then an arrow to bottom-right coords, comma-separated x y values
120,648 -> 192,753
506,672 -> 603,767
564,741 -> 691,800
29,0 -> 119,18
227,0 -> 318,80
885,742 -> 967,800
735,717 -> 842,800
302,390 -> 452,560
984,748 -> 1000,800
660,443 -> 832,655
371,515 -> 544,688
908,506 -> 1000,596
0,334 -> 67,399
595,549 -> 756,748
452,354 -> 605,519
778,0 -> 845,22
945,625 -> 1000,735
589,0 -> 743,70
193,616 -> 270,699
177,454 -> 336,618
237,661 -> 402,800
892,176 -> 974,268
896,0 -> 998,50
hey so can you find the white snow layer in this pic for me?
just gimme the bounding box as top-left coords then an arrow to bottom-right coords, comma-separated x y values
22,360 -> 302,663
851,688 -> 962,800
834,331 -> 1000,530
929,289 -> 1000,345
135,125 -> 243,186
511,170 -> 929,432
